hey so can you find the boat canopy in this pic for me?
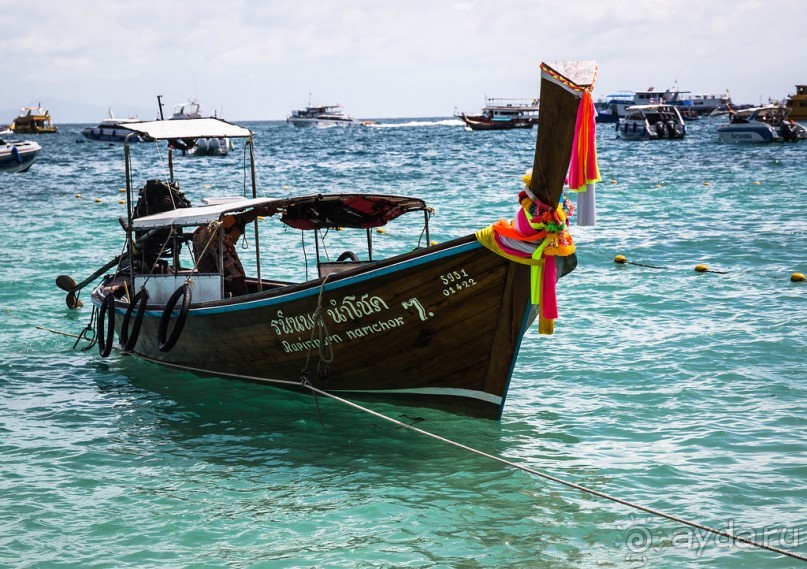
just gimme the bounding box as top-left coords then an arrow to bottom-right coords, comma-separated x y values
129,193 -> 429,231
279,194 -> 428,230
131,198 -> 276,229
120,118 -> 253,141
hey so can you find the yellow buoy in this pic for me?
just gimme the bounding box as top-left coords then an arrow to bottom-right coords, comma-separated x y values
119,188 -> 126,193
791,272 -> 806,282
614,255 -> 627,264
753,181 -> 761,186
655,184 -> 662,188
703,182 -> 710,186
695,264 -> 709,273
429,240 -> 438,246
118,199 -> 125,204
95,198 -> 102,203
610,180 -> 617,184
376,228 -> 385,234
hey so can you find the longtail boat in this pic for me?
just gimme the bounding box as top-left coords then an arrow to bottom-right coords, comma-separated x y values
58,61 -> 598,419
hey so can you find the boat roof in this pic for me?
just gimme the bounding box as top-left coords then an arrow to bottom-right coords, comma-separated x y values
119,117 -> 252,141
626,104 -> 679,111
131,198 -> 275,229
130,193 -> 429,231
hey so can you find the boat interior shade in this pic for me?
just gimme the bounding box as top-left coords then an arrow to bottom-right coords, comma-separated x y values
280,194 -> 428,230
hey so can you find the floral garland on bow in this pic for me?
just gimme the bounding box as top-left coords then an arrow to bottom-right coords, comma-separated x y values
475,169 -> 575,334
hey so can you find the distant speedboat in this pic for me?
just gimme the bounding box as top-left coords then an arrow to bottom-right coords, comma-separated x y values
287,104 -> 358,128
0,138 -> 42,173
10,106 -> 58,134
81,110 -> 142,143
717,105 -> 807,143
616,104 -> 686,140
169,99 -> 233,155
457,98 -> 539,131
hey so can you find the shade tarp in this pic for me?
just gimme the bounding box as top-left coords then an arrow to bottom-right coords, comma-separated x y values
131,198 -> 277,229
121,118 -> 253,141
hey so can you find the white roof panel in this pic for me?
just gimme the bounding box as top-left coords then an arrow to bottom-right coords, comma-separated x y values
121,118 -> 253,141
131,198 -> 277,229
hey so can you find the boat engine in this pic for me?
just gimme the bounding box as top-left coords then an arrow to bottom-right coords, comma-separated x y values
666,121 -> 678,138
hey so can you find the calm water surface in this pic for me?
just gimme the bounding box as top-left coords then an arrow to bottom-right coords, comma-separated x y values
0,118 -> 805,567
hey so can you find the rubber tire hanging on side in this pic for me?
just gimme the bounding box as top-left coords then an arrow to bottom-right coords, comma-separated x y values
157,283 -> 192,352
336,251 -> 359,262
120,288 -> 149,352
97,293 -> 116,358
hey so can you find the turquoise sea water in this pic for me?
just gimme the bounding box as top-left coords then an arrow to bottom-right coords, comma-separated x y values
1,118 -> 805,568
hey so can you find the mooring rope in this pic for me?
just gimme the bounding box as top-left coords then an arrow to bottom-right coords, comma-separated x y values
36,325 -> 804,562
300,383 -> 807,563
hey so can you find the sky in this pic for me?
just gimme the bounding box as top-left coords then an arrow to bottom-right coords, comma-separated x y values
2,0 -> 805,123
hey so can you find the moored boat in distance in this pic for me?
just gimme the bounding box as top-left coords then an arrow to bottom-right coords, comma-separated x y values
57,60 -> 597,419
287,104 -> 358,128
10,106 -> 58,134
0,137 -> 42,173
81,110 -> 143,143
616,104 -> 686,140
785,85 -> 807,121
168,99 -> 233,156
716,105 -> 807,143
594,91 -> 634,123
458,98 -> 539,130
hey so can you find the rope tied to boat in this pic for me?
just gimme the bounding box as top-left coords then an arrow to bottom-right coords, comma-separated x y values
299,384 -> 807,564
72,306 -> 98,352
299,273 -> 335,426
300,273 -> 335,382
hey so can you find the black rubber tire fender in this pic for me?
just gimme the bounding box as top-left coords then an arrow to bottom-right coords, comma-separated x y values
120,288 -> 149,352
97,293 -> 116,358
336,251 -> 359,262
157,283 -> 192,352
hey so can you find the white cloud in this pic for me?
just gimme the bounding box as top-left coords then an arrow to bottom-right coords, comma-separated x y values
1,0 -> 803,122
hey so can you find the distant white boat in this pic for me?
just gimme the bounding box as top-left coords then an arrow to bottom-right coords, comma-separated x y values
0,137 -> 42,173
287,104 -> 358,128
170,99 -> 233,155
81,109 -> 142,143
594,92 -> 635,123
717,105 -> 807,143
616,104 -> 686,140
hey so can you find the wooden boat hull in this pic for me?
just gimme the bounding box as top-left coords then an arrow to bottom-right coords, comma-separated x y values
461,114 -> 535,131
95,237 -> 539,419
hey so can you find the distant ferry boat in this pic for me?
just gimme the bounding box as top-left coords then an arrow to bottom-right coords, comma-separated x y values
287,104 -> 358,128
785,85 -> 807,121
10,106 -> 58,134
457,98 -> 538,130
594,92 -> 635,123
597,88 -> 733,122
81,110 -> 142,143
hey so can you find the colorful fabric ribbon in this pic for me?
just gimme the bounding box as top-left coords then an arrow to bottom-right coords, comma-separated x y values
476,183 -> 575,334
568,90 -> 601,192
